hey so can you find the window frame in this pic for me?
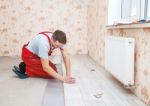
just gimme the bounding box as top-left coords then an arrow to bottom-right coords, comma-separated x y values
144,0 -> 150,19
107,0 -> 150,25
121,0 -> 141,21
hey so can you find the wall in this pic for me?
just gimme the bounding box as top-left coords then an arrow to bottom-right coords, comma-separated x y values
87,0 -> 150,105
0,0 -> 87,56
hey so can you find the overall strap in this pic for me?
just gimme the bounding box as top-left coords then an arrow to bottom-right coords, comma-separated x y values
39,31 -> 53,44
38,31 -> 53,51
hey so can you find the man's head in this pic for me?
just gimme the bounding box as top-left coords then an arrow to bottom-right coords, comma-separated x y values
52,30 -> 67,48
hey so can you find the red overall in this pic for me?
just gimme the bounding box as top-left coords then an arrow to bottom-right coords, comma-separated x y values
22,31 -> 57,78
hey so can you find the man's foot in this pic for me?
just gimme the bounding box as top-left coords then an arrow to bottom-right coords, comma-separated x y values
14,65 -> 25,74
12,66 -> 28,79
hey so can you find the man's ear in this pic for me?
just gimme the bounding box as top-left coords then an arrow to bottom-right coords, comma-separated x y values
56,41 -> 60,44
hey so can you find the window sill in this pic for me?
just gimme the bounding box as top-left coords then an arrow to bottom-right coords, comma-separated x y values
106,22 -> 150,29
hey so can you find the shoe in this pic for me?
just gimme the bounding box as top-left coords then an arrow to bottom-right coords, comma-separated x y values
14,66 -> 27,75
12,68 -> 28,79
19,62 -> 26,74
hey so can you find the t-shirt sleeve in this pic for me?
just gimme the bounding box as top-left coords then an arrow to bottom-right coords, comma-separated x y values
37,38 -> 49,59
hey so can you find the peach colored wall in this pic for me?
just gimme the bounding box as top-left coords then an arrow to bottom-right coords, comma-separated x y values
87,0 -> 150,105
0,0 -> 87,56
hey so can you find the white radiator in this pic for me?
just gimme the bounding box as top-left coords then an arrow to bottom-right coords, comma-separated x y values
105,36 -> 135,86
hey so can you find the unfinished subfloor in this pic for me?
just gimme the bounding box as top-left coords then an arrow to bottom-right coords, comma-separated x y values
0,55 -> 146,106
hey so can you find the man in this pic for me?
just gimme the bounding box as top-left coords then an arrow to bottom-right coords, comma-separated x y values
12,30 -> 75,84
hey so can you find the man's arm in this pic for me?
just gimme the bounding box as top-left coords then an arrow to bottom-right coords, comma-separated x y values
60,48 -> 71,77
40,58 -> 75,83
41,58 -> 64,81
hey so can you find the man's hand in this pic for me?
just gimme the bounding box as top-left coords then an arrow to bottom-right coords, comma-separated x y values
63,76 -> 76,84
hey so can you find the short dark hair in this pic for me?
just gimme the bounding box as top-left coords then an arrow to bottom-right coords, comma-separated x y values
52,30 -> 67,44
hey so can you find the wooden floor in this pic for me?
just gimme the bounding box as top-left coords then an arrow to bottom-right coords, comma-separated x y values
42,64 -> 65,106
62,55 -> 146,106
0,55 -> 146,106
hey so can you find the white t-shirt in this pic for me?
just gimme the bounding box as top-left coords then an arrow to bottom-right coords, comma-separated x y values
26,33 -> 64,59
